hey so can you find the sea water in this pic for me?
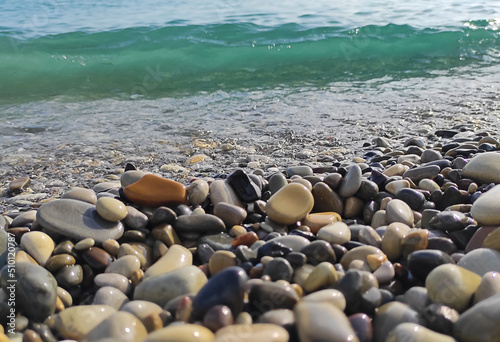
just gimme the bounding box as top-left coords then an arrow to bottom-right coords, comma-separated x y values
0,0 -> 499,156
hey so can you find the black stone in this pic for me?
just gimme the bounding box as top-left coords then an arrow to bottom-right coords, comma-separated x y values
355,179 -> 379,200
263,257 -> 294,282
285,252 -> 307,269
407,250 -> 455,282
197,243 -> 215,264
227,169 -> 261,202
406,146 -> 424,156
300,240 -> 336,265
435,130 -> 459,138
448,224 -> 479,250
192,266 -> 248,319
234,245 -> 256,263
331,244 -> 348,260
344,241 -> 366,250
426,237 -> 457,255
363,201 -> 380,224
257,241 -> 293,260
422,159 -> 451,170
174,204 -> 192,217
369,170 -> 389,189
289,229 -> 317,242
248,282 -> 299,317
149,206 -> 177,227
429,211 -> 474,232
422,303 -> 459,335
174,214 -> 226,235
396,188 -> 426,211
198,233 -> 234,251
124,163 -> 137,171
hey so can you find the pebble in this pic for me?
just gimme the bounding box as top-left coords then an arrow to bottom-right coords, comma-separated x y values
385,199 -> 414,226
213,202 -> 247,228
265,183 -> 314,225
287,166 -> 313,177
248,282 -> 299,314
0,262 -> 57,321
386,323 -> 455,342
73,237 -> 95,251
484,227 -> 500,251
20,231 -> 54,266
106,255 -> 141,278
403,165 -> 440,182
470,184 -> 500,225
385,180 -> 410,196
214,324 -> 289,342
36,199 -> 124,243
187,179 -> 210,205
53,305 -> 117,340
209,179 -> 244,207
302,212 -> 342,233
121,300 -> 164,332
81,311 -> 147,342
263,257 -> 294,282
145,244 -> 193,278
268,173 -> 288,194
174,214 -> 226,236
302,288 -> 346,311
473,271 -> 500,304
454,292 -> 500,342
123,206 -> 149,230
122,174 -> 187,206
407,249 -> 455,281
203,305 -> 234,332
144,324 -> 215,342
55,264 -> 83,288
94,273 -> 132,294
92,286 -> 130,309
381,222 -> 411,261
312,182 -> 344,215
226,169 -> 261,202
295,301 -> 359,342
341,245 -> 386,270
317,221 -> 351,245
338,164 -> 362,198
95,197 -> 127,222
266,235 -> 311,253
61,187 -> 97,204
10,209 -> 37,227
463,151 -> 500,184
457,247 -> 500,276
8,176 -> 31,194
426,264 -> 482,312
303,261 -> 340,293
372,302 -> 424,342
209,250 -> 238,276
300,240 -> 336,265
134,265 -> 207,307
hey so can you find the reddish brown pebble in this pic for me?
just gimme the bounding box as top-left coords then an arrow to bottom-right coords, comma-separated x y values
82,247 -> 113,270
22,329 -> 42,342
232,231 -> 259,247
203,305 -> 234,332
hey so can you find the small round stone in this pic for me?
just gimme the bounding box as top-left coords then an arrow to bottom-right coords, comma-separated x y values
386,199 -> 414,226
61,187 -> 97,204
74,237 -> 95,251
317,221 -> 351,245
187,179 -> 210,205
265,183 -> 314,225
209,250 -> 238,276
20,231 -> 55,266
96,197 -> 128,222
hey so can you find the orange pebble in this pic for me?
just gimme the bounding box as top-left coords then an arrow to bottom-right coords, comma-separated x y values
232,231 -> 259,247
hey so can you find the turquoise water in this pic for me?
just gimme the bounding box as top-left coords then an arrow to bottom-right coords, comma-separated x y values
1,0 -> 499,102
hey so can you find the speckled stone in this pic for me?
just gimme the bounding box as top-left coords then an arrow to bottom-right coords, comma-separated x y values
386,199 -> 414,226
387,323 -> 455,342
96,197 -> 128,222
0,262 -> 57,321
454,292 -> 500,342
53,305 -> 117,340
295,301 -> 359,342
135,265 -> 207,307
20,231 -> 54,266
37,199 -> 124,243
457,248 -> 500,276
123,173 -> 187,206
471,184 -> 500,225
187,179 -> 210,205
145,244 -> 193,278
82,311 -> 147,342
317,221 -> 351,245
463,152 -> 500,184
265,183 -> 314,225
214,324 -> 289,342
61,187 -> 97,204
426,264 -> 482,312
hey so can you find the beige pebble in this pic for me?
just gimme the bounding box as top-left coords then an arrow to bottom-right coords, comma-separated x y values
303,262 -> 341,293
209,250 -> 238,276
144,324 -> 214,342
53,305 -> 116,340
265,183 -> 314,225
74,238 -> 95,251
20,231 -> 54,266
106,255 -> 141,278
96,197 -> 128,222
82,311 -> 147,342
341,245 -> 386,270
302,288 -> 346,311
317,221 -> 351,244
387,323 -> 455,342
144,244 -> 192,278
102,239 -> 120,256
61,187 -> 97,204
214,323 -> 289,342
381,222 -> 411,261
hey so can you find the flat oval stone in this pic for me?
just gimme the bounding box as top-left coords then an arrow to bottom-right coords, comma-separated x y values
396,188 -> 426,211
387,323 -> 455,342
36,199 -> 124,244
403,165 -> 440,182
457,248 -> 500,276
134,265 -> 208,307
426,264 -> 482,312
213,202 -> 247,228
454,292 -> 500,342
145,244 -> 192,278
463,152 -> 500,184
263,257 -> 294,282
302,289 -> 346,311
96,197 -> 127,222
385,180 -> 410,196
265,183 -> 314,225
174,214 -> 226,235
82,246 -> 113,270
144,324 -> 215,342
341,245 -> 386,270
471,184 -> 500,225
373,302 -> 424,342
46,254 -> 76,273
209,179 -> 244,207
0,262 -> 57,321
106,255 -> 141,278
386,199 -> 414,226
187,179 -> 210,205
123,174 -> 187,206
123,206 -> 148,230
121,300 -> 163,332
74,237 -> 95,251
92,286 -> 129,310
227,169 -> 261,202
407,250 -> 455,282
94,273 -> 132,294
56,264 -> 83,288
61,187 -> 97,204
287,166 -> 313,177
267,235 -> 311,252
10,210 -> 37,227
20,231 -> 54,266
82,311 -> 147,342
53,305 -> 117,340
214,324 -> 289,342
317,221 -> 351,244
192,266 -> 248,319
338,164 -> 362,198
249,282 -> 299,314
295,301 -> 359,342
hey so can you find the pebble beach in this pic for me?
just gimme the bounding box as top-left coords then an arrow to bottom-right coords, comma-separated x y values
1,122 -> 500,342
